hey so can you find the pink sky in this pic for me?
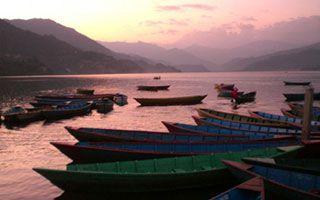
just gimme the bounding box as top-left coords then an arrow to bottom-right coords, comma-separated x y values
1,0 -> 320,44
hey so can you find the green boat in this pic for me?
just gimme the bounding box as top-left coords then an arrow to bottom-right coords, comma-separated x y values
33,147 -> 299,194
197,108 -> 291,128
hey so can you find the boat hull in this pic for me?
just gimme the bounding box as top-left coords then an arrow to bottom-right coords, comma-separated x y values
134,95 -> 207,106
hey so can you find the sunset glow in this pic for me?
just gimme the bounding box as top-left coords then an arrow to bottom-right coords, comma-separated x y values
1,0 -> 320,44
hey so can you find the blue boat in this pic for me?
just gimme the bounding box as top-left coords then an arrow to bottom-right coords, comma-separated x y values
224,160 -> 320,200
51,139 -> 297,163
250,111 -> 320,128
162,122 -> 278,140
192,116 -> 305,135
65,126 -> 288,143
211,177 -> 264,200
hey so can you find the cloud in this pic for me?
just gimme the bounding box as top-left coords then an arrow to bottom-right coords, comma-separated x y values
157,4 -> 215,12
140,19 -> 189,27
242,17 -> 257,22
152,29 -> 179,35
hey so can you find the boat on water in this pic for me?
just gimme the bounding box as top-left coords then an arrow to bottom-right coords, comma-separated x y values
210,177 -> 264,200
283,92 -> 320,101
192,116 -> 310,136
113,93 -> 128,106
33,147 -> 291,193
137,85 -> 170,91
51,139 -> 297,163
215,84 -> 235,91
249,111 -> 320,129
95,98 -> 114,113
42,101 -> 92,120
153,76 -> 161,80
134,95 -> 207,106
65,126 -> 291,144
36,93 -> 115,101
234,91 -> 256,104
218,90 -> 243,98
287,103 -> 320,121
197,108 -> 291,128
281,108 -> 301,118
76,89 -> 94,95
223,159 -> 320,200
283,81 -> 311,86
2,106 -> 43,124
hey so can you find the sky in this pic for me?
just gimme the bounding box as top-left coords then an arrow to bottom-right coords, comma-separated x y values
1,0 -> 320,44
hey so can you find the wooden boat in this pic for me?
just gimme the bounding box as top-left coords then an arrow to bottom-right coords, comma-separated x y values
76,89 -> 94,95
153,76 -> 161,80
95,99 -> 114,113
281,108 -> 301,118
65,126 -> 291,144
287,103 -> 320,121
197,108 -> 291,128
42,102 -> 92,120
192,116 -> 306,136
283,92 -> 320,101
223,160 -> 320,200
33,147 -> 290,194
249,111 -> 320,128
51,139 -> 297,163
211,177 -> 264,200
134,95 -> 207,106
113,93 -> 128,106
36,93 -> 115,101
284,81 -> 311,86
215,84 -> 235,91
137,85 -> 170,91
2,106 -> 43,124
235,91 -> 256,104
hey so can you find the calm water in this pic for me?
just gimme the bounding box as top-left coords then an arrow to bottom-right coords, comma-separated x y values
0,71 -> 319,200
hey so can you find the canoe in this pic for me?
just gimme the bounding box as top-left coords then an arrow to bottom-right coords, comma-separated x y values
281,108 -> 301,118
33,147 -> 290,193
162,122 -> 284,140
223,160 -> 320,200
210,177 -> 264,200
287,103 -> 320,121
65,126 -> 292,144
249,111 -> 320,128
192,116 -> 306,136
197,108 -> 291,128
42,102 -> 92,120
235,91 -> 256,104
137,85 -> 170,91
51,139 -> 297,163
76,89 -> 94,95
284,81 -> 311,86
2,106 -> 43,124
36,93 -> 115,101
134,95 -> 207,106
218,90 -> 244,98
113,93 -> 128,106
283,92 -> 320,101
95,99 -> 114,113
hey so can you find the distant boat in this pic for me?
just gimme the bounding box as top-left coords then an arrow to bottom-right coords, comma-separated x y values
134,95 -> 207,106
214,84 -> 235,91
137,85 -> 170,91
95,99 -> 114,113
283,92 -> 320,101
36,93 -> 115,101
76,89 -> 94,95
113,93 -> 128,106
284,81 -> 311,86
2,106 -> 43,124
153,76 -> 161,80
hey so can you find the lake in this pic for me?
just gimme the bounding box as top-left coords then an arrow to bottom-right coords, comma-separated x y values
0,71 -> 319,200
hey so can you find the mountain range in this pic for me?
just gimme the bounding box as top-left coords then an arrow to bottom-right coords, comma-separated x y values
0,19 -> 178,76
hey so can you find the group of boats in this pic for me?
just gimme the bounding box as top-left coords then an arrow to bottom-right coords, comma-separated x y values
215,83 -> 257,105
283,81 -> 320,101
0,89 -> 128,125
33,105 -> 320,199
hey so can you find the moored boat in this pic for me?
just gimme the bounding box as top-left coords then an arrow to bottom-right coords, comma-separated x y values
33,147 -> 290,193
36,93 -> 115,101
192,116 -> 308,136
76,89 -> 94,95
223,159 -> 320,200
2,106 -> 43,124
137,85 -> 170,91
51,139 -> 297,163
65,126 -> 292,144
42,102 -> 92,120
95,98 -> 114,113
134,95 -> 207,106
197,108 -> 291,128
235,91 -> 256,104
215,84 -> 235,91
113,93 -> 128,106
287,103 -> 320,121
283,92 -> 320,101
280,108 -> 300,118
283,81 -> 311,86
249,111 -> 320,128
